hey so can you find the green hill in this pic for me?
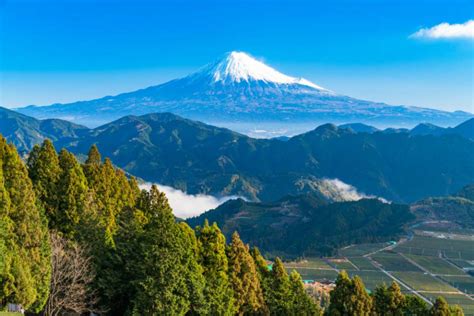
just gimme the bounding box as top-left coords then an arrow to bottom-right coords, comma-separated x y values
0,106 -> 88,153
187,195 -> 413,257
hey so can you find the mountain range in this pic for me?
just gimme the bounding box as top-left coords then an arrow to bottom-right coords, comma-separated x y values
15,52 -> 472,135
1,106 -> 472,203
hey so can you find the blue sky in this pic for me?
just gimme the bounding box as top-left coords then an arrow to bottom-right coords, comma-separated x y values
1,0 -> 473,112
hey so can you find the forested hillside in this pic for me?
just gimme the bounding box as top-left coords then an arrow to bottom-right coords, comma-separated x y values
1,109 -> 473,203
59,113 -> 474,203
0,137 -> 317,315
187,195 -> 414,257
0,135 -> 466,315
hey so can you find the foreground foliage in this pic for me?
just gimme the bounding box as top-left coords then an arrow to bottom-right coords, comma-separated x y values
0,136 -> 465,315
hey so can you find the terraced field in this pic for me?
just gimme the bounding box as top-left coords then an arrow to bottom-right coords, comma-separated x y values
285,230 -> 474,314
349,257 -> 377,271
396,236 -> 474,260
422,293 -> 474,315
371,252 -> 422,272
392,271 -> 459,292
441,276 -> 474,295
405,254 -> 466,275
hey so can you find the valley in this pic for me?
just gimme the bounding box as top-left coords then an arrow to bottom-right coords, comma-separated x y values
285,226 -> 474,314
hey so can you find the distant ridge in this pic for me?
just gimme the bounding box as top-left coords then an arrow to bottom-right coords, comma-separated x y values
16,51 -> 472,133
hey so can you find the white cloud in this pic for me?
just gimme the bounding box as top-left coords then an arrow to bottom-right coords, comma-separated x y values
321,178 -> 389,203
139,182 -> 241,219
410,20 -> 474,40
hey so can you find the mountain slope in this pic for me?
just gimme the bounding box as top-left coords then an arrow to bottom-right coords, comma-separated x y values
0,106 -> 88,152
411,184 -> 474,228
187,195 -> 413,257
16,52 -> 472,131
58,113 -> 474,203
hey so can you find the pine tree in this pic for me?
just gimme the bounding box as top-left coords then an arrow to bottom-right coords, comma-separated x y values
349,276 -> 372,316
27,139 -> 60,226
268,258 -> 293,314
327,271 -> 372,316
403,295 -> 429,316
0,137 -> 51,312
289,270 -> 321,316
83,144 -> 102,184
449,305 -> 464,316
430,297 -> 451,316
227,232 -> 266,315
56,149 -> 88,237
179,222 -> 208,315
130,185 -> 199,315
195,220 -> 235,315
251,247 -> 272,315
328,270 -> 353,315
373,282 -> 405,315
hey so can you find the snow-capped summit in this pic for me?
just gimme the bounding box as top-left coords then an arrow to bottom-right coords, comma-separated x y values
194,51 -> 328,90
17,51 -> 472,132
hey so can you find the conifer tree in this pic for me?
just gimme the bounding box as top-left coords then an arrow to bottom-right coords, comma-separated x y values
327,271 -> 372,316
227,232 -> 266,315
0,138 -> 51,312
373,281 -> 405,315
289,270 -> 321,316
130,185 -> 200,315
430,297 -> 451,316
267,258 -> 293,314
196,220 -> 235,315
403,295 -> 429,316
56,149 -> 88,236
83,144 -> 102,184
349,276 -> 372,316
27,139 -> 60,226
449,305 -> 464,316
251,247 -> 272,315
179,222 -> 208,315
328,270 -> 353,315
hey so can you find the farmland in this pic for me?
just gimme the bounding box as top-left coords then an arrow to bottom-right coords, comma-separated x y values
284,228 -> 474,314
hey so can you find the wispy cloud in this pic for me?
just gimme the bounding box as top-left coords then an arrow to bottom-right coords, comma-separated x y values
139,182 -> 241,219
410,20 -> 474,40
321,178 -> 389,203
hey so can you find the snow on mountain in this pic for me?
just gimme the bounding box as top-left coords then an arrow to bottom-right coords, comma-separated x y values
16,51 -> 473,134
197,51 -> 328,91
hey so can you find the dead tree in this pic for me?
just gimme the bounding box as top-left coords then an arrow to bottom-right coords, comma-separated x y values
43,232 -> 99,316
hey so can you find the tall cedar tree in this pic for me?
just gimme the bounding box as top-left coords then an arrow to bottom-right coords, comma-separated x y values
0,137 -> 51,312
430,297 -> 464,316
57,149 -> 89,237
268,258 -> 293,314
373,282 -> 406,315
129,186 -> 205,315
403,295 -> 429,316
227,232 -> 266,315
195,220 -> 235,315
27,140 -> 61,227
289,270 -> 321,316
327,271 -> 372,316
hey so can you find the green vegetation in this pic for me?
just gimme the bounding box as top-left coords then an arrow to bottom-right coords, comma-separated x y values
0,137 -> 322,315
2,110 -> 472,203
349,257 -> 377,271
338,242 -> 391,257
187,196 -> 413,256
372,252 -> 422,272
0,137 -> 51,312
392,272 -> 458,292
441,276 -> 474,295
0,106 -> 87,153
396,236 -> 474,260
405,254 -> 466,275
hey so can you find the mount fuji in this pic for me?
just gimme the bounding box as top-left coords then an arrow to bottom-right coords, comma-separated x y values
16,51 -> 472,136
